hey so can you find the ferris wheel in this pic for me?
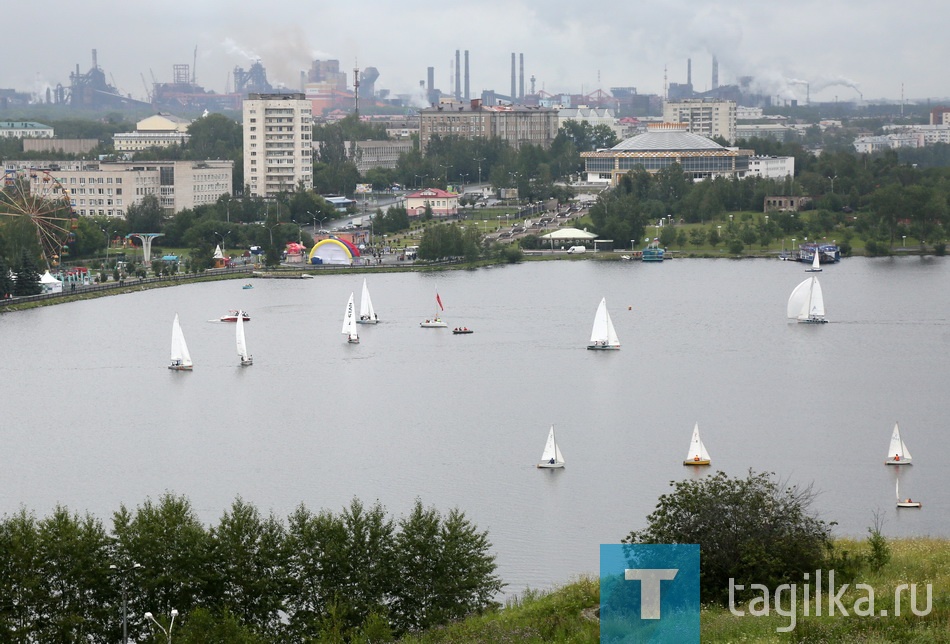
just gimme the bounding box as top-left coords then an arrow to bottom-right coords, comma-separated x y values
0,167 -> 76,268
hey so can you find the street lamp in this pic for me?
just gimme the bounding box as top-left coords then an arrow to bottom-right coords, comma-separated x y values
100,227 -> 110,270
144,609 -> 178,644
902,235 -> 906,249
830,175 -> 838,194
110,562 -> 143,644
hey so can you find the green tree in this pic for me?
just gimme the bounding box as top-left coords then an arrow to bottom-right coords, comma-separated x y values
0,256 -> 14,297
0,509 -> 43,641
14,249 -> 42,296
624,470 -> 833,604
126,194 -> 165,233
185,113 -> 243,161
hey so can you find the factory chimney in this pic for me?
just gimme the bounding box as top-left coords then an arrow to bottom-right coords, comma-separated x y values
519,53 -> 524,99
464,50 -> 470,100
455,50 -> 461,101
712,55 -> 719,90
510,53 -> 516,103
687,58 -> 692,88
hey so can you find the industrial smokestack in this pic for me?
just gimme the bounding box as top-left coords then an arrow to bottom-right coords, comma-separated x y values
464,50 -> 470,100
511,53 -> 516,103
427,66 -> 434,92
519,53 -> 524,100
687,58 -> 692,88
712,55 -> 719,90
455,50 -> 461,101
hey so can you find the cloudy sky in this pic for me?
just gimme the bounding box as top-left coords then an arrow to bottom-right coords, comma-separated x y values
4,0 -> 946,106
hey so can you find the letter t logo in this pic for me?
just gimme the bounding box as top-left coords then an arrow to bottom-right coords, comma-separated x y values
625,568 -> 679,619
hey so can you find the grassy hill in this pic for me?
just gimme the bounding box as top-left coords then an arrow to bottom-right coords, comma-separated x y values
400,538 -> 950,643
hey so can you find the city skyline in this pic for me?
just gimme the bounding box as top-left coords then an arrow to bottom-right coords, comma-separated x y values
2,0 -> 947,107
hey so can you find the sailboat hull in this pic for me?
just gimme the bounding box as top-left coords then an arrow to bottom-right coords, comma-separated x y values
897,502 -> 922,508
168,364 -> 192,371
683,459 -> 711,466
799,318 -> 828,324
587,344 -> 619,350
885,460 -> 912,466
240,358 -> 253,366
420,321 -> 447,328
537,462 -> 565,469
356,319 -> 378,325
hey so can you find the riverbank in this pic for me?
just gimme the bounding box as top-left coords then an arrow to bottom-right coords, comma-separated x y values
400,537 -> 950,643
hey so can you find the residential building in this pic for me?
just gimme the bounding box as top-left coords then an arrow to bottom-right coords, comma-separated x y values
23,139 -> 99,155
113,113 -> 192,152
663,99 -> 737,143
0,121 -> 53,138
2,159 -> 232,217
405,188 -> 458,218
418,99 -> 558,152
747,155 -> 795,179
243,93 -> 313,198
343,139 -> 415,174
580,123 -> 751,185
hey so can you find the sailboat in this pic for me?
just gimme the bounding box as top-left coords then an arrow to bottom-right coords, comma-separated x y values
885,422 -> 912,465
806,249 -> 823,272
587,297 -> 620,350
236,314 -> 253,366
342,292 -> 359,343
683,423 -> 711,466
357,278 -> 378,324
168,313 -> 193,371
787,276 -> 828,324
420,286 -> 447,327
896,478 -> 921,508
537,425 -> 565,469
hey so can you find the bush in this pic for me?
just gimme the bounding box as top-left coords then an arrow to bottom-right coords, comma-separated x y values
727,238 -> 745,255
623,470 -> 833,604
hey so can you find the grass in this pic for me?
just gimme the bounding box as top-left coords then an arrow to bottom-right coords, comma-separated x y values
398,538 -> 950,643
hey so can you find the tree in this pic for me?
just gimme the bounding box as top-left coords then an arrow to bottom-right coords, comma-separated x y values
0,256 -> 14,298
624,470 -> 833,604
126,194 -> 165,233
13,250 -> 42,296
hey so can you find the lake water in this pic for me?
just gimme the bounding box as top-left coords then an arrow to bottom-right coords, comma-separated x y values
1,256 -> 948,596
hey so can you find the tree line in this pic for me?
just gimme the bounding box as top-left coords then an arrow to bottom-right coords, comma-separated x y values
0,495 -> 503,642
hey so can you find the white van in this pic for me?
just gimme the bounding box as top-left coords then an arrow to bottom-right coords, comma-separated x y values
566,246 -> 587,254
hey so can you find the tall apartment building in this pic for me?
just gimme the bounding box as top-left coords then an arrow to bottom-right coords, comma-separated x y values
663,99 -> 736,143
243,93 -> 313,198
418,99 -> 558,152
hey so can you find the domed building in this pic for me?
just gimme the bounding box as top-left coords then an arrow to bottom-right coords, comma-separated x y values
580,123 -> 752,185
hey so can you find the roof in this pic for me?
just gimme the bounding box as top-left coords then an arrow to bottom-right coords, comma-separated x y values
540,227 -> 598,240
407,188 -> 458,199
611,123 -> 726,152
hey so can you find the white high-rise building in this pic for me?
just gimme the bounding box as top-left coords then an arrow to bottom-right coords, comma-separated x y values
243,93 -> 312,198
663,99 -> 736,143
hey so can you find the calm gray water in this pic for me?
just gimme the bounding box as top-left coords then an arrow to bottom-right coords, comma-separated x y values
1,257 -> 948,596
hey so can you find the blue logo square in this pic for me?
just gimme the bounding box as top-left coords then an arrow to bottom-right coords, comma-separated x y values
600,543 -> 700,643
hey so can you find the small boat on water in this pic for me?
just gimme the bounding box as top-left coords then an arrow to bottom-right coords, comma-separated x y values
896,479 -> 921,508
342,292 -> 359,344
537,425 -> 565,469
453,327 -> 473,334
357,278 -> 378,324
242,283 -> 254,289
885,422 -> 913,465
587,297 -> 620,350
236,314 -> 253,366
683,423 -> 711,466
220,310 -> 250,322
806,250 -> 822,272
421,287 -> 448,328
168,314 -> 193,371
787,276 -> 827,324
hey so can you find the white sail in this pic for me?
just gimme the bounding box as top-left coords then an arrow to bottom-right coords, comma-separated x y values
808,250 -> 822,271
684,423 -> 711,463
538,425 -> 565,467
886,422 -> 912,463
589,297 -> 620,349
170,314 -> 193,369
236,314 -> 252,365
358,278 -> 377,323
787,276 -> 826,321
342,292 -> 359,342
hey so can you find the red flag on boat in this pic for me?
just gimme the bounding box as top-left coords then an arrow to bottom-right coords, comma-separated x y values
436,291 -> 444,311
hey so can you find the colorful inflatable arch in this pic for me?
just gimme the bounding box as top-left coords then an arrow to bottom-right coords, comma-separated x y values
308,237 -> 361,265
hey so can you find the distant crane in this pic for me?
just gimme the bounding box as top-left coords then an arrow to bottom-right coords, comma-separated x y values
192,45 -> 197,84
141,73 -> 151,102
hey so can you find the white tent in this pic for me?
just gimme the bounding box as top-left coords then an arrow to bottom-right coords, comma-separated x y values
213,245 -> 225,259
540,227 -> 598,240
40,270 -> 63,293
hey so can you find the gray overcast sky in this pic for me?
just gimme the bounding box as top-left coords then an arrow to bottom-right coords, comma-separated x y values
4,0 -> 946,106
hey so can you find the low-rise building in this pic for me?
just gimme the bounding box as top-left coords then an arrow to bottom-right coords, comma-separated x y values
0,121 -> 53,138
113,113 -> 192,152
747,155 -> 795,179
2,159 -> 232,217
419,99 -> 558,152
405,188 -> 458,218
